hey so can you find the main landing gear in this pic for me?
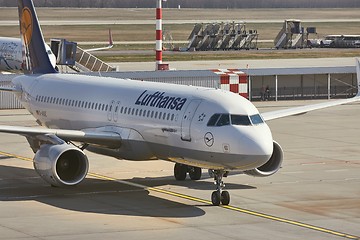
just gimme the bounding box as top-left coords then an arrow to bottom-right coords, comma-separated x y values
174,163 -> 230,206
174,163 -> 202,181
209,170 -> 230,206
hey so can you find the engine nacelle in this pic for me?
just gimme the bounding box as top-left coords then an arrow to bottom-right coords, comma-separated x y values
33,143 -> 89,187
244,141 -> 283,177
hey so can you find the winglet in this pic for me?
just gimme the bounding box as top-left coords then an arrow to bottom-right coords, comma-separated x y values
109,28 -> 113,47
356,58 -> 360,97
18,0 -> 57,74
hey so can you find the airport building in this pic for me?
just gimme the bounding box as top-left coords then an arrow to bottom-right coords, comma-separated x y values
0,60 -> 357,109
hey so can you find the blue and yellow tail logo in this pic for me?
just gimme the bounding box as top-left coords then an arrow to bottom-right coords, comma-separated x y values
20,7 -> 33,47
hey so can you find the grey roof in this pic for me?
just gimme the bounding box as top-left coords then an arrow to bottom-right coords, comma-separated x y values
79,70 -> 220,79
81,66 -> 356,79
243,66 -> 356,76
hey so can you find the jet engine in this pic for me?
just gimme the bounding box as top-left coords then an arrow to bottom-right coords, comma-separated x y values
244,141 -> 283,177
33,143 -> 89,187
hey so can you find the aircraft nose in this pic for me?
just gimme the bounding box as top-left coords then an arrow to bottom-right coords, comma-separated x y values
236,124 -> 273,157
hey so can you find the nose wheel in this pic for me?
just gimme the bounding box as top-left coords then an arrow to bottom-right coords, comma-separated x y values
210,170 -> 230,206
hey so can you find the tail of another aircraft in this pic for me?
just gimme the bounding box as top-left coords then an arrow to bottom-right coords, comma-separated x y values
18,0 -> 57,74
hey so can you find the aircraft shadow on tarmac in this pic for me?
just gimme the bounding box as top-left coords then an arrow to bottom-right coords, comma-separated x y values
0,165 -> 255,217
130,172 -> 256,191
0,165 -> 207,217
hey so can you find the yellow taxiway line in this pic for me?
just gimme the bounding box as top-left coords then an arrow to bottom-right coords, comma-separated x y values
1,150 -> 359,240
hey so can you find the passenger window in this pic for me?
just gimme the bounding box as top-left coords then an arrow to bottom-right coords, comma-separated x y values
120,106 -> 124,114
154,112 -> 158,119
132,108 -> 135,115
207,114 -> 221,126
171,114 -> 174,121
159,112 -> 162,119
143,110 -> 146,117
135,109 -> 139,116
216,114 -> 230,126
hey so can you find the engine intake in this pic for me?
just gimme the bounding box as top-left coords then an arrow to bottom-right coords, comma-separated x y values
244,141 -> 283,177
33,144 -> 89,187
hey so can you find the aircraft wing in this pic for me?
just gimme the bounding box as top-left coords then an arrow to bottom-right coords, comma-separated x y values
0,85 -> 20,92
85,29 -> 113,52
0,125 -> 121,148
261,96 -> 360,121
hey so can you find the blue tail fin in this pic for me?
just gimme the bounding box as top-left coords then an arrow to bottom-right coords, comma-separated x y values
18,0 -> 57,74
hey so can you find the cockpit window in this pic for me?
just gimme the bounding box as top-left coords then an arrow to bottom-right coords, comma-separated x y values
250,114 -> 264,125
231,115 -> 252,126
231,114 -> 264,126
207,114 -> 220,126
208,113 -> 264,127
216,114 -> 230,126
207,113 -> 230,126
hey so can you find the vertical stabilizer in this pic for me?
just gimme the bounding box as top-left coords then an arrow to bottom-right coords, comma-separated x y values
18,0 -> 57,74
356,58 -> 360,97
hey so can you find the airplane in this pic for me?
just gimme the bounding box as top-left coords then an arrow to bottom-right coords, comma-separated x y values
0,30 -> 113,72
0,36 -> 56,72
0,0 -> 359,206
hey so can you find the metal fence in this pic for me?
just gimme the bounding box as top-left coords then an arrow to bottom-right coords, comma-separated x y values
0,78 -> 23,109
252,86 -> 356,101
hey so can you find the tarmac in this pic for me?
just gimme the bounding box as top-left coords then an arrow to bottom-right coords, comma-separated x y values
0,100 -> 359,240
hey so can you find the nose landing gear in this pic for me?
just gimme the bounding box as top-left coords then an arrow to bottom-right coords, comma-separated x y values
174,164 -> 230,206
209,170 -> 230,206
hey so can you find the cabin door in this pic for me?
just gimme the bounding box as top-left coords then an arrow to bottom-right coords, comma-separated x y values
181,99 -> 201,141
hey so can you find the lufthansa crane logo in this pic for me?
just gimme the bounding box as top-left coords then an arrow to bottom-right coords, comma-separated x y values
20,7 -> 33,47
204,132 -> 214,147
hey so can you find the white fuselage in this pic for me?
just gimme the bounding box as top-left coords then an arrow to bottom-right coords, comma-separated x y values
12,73 -> 274,170
0,37 -> 55,72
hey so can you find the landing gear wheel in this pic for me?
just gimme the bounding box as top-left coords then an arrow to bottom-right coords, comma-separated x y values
211,191 -> 221,206
210,170 -> 231,206
221,191 -> 230,205
189,167 -> 202,180
174,163 -> 187,181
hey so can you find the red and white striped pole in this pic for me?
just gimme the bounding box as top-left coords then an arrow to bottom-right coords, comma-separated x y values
156,0 -> 163,70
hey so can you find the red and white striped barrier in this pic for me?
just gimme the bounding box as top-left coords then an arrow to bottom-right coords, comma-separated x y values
212,69 -> 248,99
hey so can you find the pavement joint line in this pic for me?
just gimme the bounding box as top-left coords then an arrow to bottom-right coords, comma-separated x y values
1,150 -> 359,240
